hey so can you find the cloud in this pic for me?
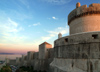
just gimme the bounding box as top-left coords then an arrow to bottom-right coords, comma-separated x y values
0,18 -> 25,44
2,18 -> 24,33
33,22 -> 41,26
41,37 -> 51,41
8,18 -> 18,27
18,0 -> 30,9
41,25 -> 69,41
32,25 -> 69,47
41,0 -> 72,5
52,16 -> 57,20
48,17 -> 58,20
0,18 -> 18,33
28,22 -> 41,27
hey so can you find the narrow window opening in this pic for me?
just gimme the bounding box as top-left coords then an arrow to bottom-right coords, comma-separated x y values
92,34 -> 98,39
65,38 -> 68,42
72,62 -> 74,67
90,62 -> 93,72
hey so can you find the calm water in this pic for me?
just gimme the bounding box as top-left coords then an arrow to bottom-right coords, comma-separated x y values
0,54 -> 22,60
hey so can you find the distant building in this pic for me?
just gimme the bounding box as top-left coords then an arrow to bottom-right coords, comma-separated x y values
39,42 -> 52,59
9,59 -> 16,65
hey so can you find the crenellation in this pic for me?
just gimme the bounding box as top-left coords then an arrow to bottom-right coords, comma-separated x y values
89,3 -> 100,7
68,3 -> 100,35
68,3 -> 100,24
76,2 -> 81,8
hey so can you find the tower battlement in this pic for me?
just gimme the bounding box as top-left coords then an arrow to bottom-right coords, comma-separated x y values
68,3 -> 100,35
68,3 -> 100,24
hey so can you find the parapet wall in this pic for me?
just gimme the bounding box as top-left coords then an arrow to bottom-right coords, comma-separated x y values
54,32 -> 100,59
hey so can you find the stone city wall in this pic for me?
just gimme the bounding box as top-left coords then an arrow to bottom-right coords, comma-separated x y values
9,59 -> 16,65
50,58 -> 100,72
54,32 -> 100,59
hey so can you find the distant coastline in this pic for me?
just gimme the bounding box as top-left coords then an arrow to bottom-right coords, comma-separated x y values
0,54 -> 22,60
0,53 -> 22,55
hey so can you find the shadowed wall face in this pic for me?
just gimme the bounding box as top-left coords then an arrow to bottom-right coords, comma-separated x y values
39,44 -> 45,59
27,51 -> 34,61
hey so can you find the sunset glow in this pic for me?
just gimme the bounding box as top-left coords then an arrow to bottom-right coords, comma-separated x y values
0,0 -> 99,54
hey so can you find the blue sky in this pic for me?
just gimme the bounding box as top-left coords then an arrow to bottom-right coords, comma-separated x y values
0,0 -> 99,54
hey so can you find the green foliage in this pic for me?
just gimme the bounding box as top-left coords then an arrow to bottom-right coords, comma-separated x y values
0,65 -> 12,72
17,66 -> 47,72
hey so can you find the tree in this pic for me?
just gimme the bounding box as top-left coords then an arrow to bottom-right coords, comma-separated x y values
0,65 -> 12,72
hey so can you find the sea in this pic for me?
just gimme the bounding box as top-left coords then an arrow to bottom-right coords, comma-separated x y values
0,54 -> 22,60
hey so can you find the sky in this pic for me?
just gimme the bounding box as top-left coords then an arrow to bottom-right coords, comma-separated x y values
0,0 -> 99,54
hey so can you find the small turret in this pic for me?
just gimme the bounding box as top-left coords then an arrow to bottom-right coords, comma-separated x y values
76,2 -> 81,8
58,33 -> 62,39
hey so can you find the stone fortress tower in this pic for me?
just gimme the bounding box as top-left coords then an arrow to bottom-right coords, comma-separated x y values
69,2 -> 100,34
50,2 -> 100,72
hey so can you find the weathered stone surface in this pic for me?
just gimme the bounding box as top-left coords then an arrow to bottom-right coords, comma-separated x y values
50,58 -> 100,72
31,58 -> 53,71
39,42 -> 52,59
54,32 -> 100,59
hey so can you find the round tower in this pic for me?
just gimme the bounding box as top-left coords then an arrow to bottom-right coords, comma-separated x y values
58,33 -> 62,39
68,3 -> 100,35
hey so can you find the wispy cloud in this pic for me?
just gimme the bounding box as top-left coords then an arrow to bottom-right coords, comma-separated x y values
0,18 -> 22,33
41,0 -> 72,5
32,25 -> 69,47
33,22 -> 41,26
29,22 -> 41,27
41,25 -> 69,41
52,16 -> 57,20
48,16 -> 58,20
18,0 -> 30,9
0,18 -> 25,44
